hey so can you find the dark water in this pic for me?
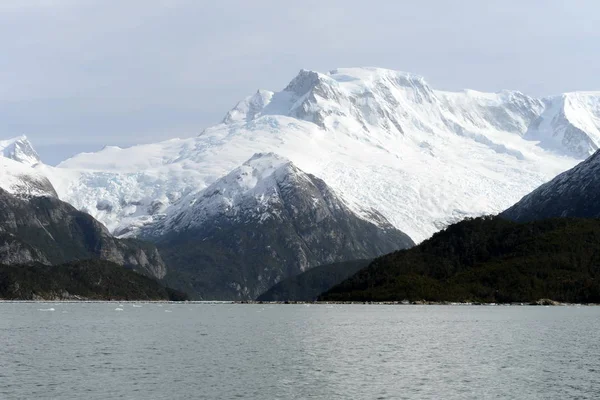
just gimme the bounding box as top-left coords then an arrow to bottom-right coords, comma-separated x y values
1,303 -> 599,399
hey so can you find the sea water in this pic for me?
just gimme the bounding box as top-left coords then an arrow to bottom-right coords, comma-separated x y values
1,303 -> 598,399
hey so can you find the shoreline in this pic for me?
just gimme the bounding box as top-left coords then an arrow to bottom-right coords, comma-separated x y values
0,299 -> 598,306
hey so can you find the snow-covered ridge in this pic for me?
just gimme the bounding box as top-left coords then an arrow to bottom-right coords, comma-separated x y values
0,157 -> 57,198
158,153 -> 294,233
3,67 -> 600,241
220,67 -> 544,142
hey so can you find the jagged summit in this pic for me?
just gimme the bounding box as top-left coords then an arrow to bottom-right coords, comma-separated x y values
0,135 -> 41,166
284,69 -> 330,97
0,136 -> 56,198
218,66 -> 551,142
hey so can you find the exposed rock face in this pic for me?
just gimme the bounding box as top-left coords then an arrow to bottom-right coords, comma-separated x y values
143,153 -> 414,300
0,188 -> 166,279
0,234 -> 50,265
501,150 -> 600,222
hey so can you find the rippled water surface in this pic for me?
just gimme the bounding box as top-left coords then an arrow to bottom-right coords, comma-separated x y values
1,303 -> 599,399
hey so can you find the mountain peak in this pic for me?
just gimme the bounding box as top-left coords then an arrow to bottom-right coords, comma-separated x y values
283,69 -> 333,97
140,152 -> 413,299
244,152 -> 290,171
0,135 -> 41,166
220,66 -> 438,132
222,89 -> 274,124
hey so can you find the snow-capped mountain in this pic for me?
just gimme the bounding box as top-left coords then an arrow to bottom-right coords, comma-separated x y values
0,135 -> 41,167
0,136 -> 56,198
46,67 -> 594,242
145,152 -> 406,237
147,153 -> 413,300
502,149 -> 600,222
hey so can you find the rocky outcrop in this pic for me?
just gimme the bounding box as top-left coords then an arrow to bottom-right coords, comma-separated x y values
0,188 -> 166,279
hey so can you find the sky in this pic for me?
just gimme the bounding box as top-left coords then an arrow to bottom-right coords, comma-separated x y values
1,0 -> 600,164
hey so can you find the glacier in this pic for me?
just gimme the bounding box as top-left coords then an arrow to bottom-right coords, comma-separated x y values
3,67 -> 600,242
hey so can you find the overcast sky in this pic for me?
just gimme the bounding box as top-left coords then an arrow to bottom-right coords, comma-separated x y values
1,0 -> 600,164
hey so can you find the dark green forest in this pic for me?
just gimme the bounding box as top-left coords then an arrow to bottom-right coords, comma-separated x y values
256,259 -> 371,301
320,217 -> 600,303
0,260 -> 188,301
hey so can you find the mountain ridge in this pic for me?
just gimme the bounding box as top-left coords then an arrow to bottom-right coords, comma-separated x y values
3,67 -> 599,241
501,149 -> 600,222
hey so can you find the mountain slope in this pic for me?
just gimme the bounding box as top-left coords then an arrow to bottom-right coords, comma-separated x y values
256,259 -> 371,302
320,217 -> 600,304
0,156 -> 57,198
0,260 -> 187,301
0,188 -> 166,279
146,153 -> 414,300
525,93 -> 600,158
501,150 -> 600,222
49,67 -> 589,242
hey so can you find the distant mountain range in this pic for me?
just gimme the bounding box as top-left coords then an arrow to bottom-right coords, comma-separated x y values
14,67 -> 600,242
3,67 -> 600,300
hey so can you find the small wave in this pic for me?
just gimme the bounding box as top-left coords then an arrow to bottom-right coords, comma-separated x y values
132,304 -> 143,308
164,310 -> 172,313
115,308 -> 124,311
38,308 -> 55,312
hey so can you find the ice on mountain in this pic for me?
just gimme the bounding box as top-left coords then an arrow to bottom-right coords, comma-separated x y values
4,67 -> 600,242
525,93 -> 600,158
